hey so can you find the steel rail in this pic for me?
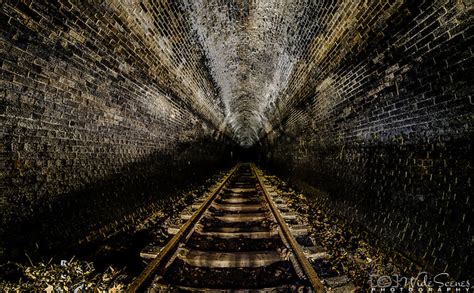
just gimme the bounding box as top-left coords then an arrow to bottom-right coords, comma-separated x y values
251,164 -> 326,293
129,164 -> 240,292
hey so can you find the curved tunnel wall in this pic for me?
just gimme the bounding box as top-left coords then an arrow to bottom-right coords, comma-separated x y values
0,1 -> 234,260
259,0 -> 472,279
0,0 -> 472,281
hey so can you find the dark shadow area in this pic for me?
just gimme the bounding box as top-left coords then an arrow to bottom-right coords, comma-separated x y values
0,139 -> 234,265
232,145 -> 261,163
259,138 -> 473,280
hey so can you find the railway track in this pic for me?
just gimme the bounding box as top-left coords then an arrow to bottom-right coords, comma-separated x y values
130,163 -> 353,292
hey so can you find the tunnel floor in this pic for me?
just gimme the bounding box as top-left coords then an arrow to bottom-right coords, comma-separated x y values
0,164 -> 426,292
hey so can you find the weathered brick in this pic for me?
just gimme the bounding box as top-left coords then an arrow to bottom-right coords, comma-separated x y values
0,0 -> 233,261
260,0 -> 472,281
0,0 -> 472,283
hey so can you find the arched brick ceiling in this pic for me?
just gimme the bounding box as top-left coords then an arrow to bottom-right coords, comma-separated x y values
188,0 -> 305,146
110,0 -> 463,147
111,0 -> 330,146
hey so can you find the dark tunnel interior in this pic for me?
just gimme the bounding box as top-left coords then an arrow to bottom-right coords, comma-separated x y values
0,0 -> 473,290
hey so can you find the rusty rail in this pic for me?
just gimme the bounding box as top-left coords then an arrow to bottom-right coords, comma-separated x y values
251,164 -> 326,293
128,164 -> 239,292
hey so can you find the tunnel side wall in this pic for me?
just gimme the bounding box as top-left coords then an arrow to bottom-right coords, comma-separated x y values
260,1 -> 472,279
0,1 -> 233,261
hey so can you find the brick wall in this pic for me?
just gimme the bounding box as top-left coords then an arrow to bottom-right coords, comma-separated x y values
260,0 -> 473,279
0,1 -> 232,260
1,0 -> 472,279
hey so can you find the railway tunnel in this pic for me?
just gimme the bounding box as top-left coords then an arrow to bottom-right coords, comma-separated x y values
0,0 -> 473,291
